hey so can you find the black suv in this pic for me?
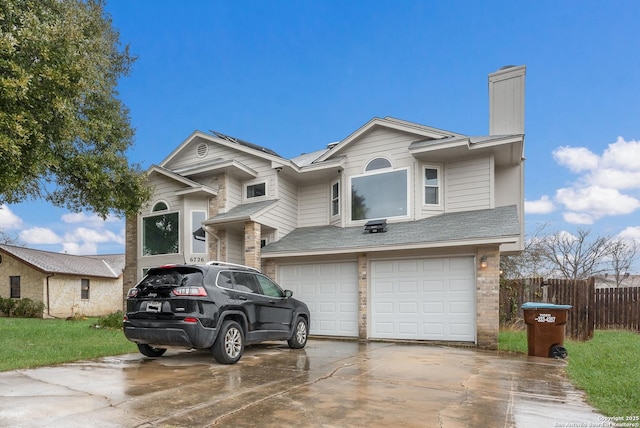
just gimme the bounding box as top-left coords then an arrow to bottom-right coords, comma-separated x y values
123,262 -> 310,364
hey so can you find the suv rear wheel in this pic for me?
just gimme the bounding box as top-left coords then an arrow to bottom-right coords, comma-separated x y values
137,343 -> 167,357
212,320 -> 244,364
287,317 -> 308,349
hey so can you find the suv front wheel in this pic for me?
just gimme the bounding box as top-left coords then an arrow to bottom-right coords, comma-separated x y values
212,320 -> 244,364
287,317 -> 308,349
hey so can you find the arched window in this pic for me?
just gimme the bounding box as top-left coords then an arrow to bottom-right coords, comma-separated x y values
152,201 -> 168,212
365,157 -> 392,171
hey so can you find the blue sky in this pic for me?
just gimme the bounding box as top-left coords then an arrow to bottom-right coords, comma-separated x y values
1,0 -> 639,270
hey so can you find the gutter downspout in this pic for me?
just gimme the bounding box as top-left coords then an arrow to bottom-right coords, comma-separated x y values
204,225 -> 223,262
46,274 -> 54,317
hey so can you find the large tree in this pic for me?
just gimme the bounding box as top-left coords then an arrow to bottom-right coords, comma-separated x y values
0,0 -> 150,218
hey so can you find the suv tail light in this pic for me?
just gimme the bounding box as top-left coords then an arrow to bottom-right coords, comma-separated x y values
172,286 -> 208,297
127,288 -> 139,298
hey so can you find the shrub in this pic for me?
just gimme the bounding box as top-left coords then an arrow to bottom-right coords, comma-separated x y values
93,310 -> 125,329
12,298 -> 45,318
0,297 -> 17,316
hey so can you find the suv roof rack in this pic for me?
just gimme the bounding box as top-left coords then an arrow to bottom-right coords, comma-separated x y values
206,261 -> 261,273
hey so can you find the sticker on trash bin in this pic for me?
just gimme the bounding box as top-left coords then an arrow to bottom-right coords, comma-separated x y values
534,313 -> 556,323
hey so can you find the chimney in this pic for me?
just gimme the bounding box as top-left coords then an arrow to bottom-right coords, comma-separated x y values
488,65 -> 526,135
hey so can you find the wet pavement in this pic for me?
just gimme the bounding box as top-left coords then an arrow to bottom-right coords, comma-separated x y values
0,340 -> 603,427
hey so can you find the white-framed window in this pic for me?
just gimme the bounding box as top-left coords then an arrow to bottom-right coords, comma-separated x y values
244,181 -> 267,200
331,180 -> 340,217
152,201 -> 169,212
365,157 -> 392,171
81,279 -> 90,300
142,202 -> 180,256
423,166 -> 441,206
191,210 -> 206,254
350,159 -> 408,221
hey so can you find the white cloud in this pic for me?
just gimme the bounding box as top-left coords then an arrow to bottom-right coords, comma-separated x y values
552,146 -> 599,172
525,196 -> 555,214
19,227 -> 63,244
64,227 -> 124,246
555,186 -> 640,223
62,212 -> 120,225
562,211 -> 595,225
62,242 -> 98,255
586,168 -> 640,190
0,205 -> 23,229
601,137 -> 640,171
618,226 -> 640,242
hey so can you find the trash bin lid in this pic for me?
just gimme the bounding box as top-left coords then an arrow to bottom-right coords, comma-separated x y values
521,302 -> 572,310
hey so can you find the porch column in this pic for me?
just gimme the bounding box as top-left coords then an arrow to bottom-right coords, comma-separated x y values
123,215 -> 138,311
476,246 -> 500,349
244,221 -> 261,271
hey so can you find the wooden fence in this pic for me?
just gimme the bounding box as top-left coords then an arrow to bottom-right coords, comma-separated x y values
500,277 -> 603,341
595,287 -> 640,331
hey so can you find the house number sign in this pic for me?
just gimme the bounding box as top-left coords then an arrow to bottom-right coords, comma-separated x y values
534,313 -> 556,323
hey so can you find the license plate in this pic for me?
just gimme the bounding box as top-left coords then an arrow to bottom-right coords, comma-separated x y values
146,301 -> 162,313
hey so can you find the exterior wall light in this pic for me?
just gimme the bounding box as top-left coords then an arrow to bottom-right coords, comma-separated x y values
480,256 -> 488,269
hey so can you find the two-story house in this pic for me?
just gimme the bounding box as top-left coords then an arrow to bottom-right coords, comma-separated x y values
125,65 -> 526,349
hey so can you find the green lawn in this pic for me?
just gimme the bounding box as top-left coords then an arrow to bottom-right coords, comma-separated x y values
0,317 -> 137,372
499,329 -> 640,416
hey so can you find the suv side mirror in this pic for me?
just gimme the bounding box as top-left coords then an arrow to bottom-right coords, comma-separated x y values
284,290 -> 293,298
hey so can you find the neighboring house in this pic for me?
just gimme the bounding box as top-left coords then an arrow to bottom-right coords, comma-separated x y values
0,245 -> 124,318
594,274 -> 639,288
125,65 -> 526,349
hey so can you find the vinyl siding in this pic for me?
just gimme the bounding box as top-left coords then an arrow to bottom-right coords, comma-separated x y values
257,176 -> 298,239
298,181 -> 328,227
444,156 -> 492,212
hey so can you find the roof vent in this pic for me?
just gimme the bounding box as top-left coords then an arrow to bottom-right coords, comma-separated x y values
364,219 -> 387,233
196,143 -> 208,158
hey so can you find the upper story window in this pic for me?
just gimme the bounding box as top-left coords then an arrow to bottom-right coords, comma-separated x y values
424,166 -> 441,206
351,160 -> 408,221
245,182 -> 267,199
331,180 -> 340,217
152,201 -> 168,212
143,201 -> 179,256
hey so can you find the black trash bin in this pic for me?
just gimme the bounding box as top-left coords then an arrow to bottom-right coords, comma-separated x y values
521,302 -> 572,358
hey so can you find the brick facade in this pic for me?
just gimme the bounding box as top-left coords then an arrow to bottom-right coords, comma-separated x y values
475,246 -> 501,349
357,253 -> 368,340
243,221 -> 261,271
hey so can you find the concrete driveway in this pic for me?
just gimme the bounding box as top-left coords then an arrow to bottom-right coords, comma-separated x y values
0,340 -> 603,427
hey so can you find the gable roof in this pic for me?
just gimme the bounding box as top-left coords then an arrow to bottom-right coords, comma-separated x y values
159,130 -> 284,170
0,245 -> 125,278
262,205 -> 520,257
314,116 -> 464,163
203,200 -> 279,226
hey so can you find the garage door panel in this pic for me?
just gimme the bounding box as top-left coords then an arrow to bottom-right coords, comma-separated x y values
423,323 -> 444,335
398,323 -> 418,335
423,280 -> 444,292
424,302 -> 444,314
375,302 -> 393,313
398,281 -> 418,292
279,262 -> 358,337
371,257 -> 475,342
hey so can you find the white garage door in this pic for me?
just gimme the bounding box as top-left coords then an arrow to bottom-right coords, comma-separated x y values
278,262 -> 358,337
371,257 -> 475,342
